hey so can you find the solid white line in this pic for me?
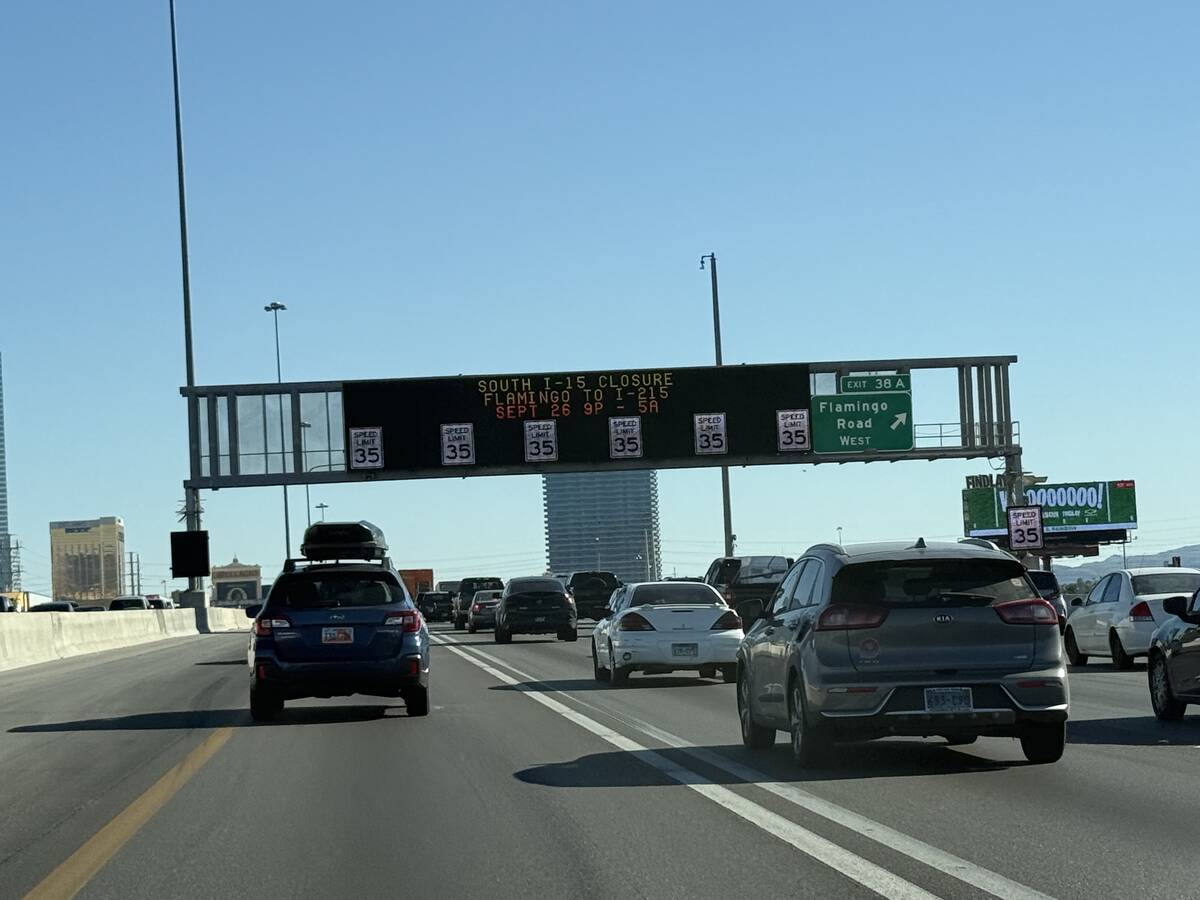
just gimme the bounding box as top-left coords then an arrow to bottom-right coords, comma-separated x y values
432,636 -> 938,900
433,635 -> 1056,900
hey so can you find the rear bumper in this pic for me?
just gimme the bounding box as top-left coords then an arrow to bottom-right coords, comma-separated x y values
253,654 -> 428,700
611,631 -> 741,670
469,610 -> 498,627
500,611 -> 575,634
812,672 -> 1068,739
573,599 -> 609,620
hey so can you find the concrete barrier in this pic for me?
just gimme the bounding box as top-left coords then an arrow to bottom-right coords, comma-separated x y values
0,607 -> 249,673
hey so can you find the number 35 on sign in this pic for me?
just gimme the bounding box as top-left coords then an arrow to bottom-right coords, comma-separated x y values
1007,505 -> 1044,551
524,420 -> 558,462
349,426 -> 384,469
440,423 -> 475,466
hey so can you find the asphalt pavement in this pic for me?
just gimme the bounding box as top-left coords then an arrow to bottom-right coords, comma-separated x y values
2,623 -> 1198,900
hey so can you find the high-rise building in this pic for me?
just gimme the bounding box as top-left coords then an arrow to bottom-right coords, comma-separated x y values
0,352 -> 11,591
50,517 -> 126,601
542,471 -> 661,583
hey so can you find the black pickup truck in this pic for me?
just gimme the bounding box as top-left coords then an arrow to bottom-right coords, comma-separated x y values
703,556 -> 792,607
565,571 -> 621,620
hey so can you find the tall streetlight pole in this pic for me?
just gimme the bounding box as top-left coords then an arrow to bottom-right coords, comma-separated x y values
169,0 -> 203,593
265,301 -> 291,559
315,502 -> 329,522
300,421 -> 312,529
700,253 -> 734,558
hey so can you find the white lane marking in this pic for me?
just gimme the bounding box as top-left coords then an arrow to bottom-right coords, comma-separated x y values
431,636 -> 937,900
433,635 -> 1056,900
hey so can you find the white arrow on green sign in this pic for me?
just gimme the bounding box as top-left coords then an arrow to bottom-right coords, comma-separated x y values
811,390 -> 914,453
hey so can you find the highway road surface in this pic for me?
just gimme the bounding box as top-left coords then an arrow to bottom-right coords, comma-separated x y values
2,624 -> 1197,899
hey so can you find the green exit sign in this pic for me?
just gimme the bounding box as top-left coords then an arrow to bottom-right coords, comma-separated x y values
811,391 -> 914,453
840,374 -> 910,393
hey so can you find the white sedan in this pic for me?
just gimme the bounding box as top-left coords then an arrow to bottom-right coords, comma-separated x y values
591,581 -> 744,685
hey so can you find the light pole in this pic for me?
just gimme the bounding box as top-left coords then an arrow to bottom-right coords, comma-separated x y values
169,0 -> 203,593
265,301 -> 291,558
300,421 -> 312,529
837,526 -> 844,546
700,253 -> 734,558
315,503 -> 329,521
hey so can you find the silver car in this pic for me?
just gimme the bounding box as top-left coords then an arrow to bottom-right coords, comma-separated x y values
735,540 -> 1068,766
467,590 -> 503,633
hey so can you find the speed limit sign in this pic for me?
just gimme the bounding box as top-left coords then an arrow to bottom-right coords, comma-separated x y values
440,423 -> 476,466
1007,505 -> 1045,551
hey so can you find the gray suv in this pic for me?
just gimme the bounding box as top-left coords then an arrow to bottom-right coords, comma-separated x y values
735,540 -> 1068,766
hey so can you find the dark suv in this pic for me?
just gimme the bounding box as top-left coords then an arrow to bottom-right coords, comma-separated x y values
566,571 -> 620,620
246,521 -> 430,721
416,591 -> 453,622
496,576 -> 577,643
735,540 -> 1068,766
452,577 -> 504,629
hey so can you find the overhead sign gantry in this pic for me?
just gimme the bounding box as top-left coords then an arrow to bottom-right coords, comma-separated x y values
180,355 -> 1020,490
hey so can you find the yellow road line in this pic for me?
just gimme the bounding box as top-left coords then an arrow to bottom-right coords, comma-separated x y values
24,727 -> 234,900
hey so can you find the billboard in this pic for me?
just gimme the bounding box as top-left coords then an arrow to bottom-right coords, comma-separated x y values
962,480 -> 1137,538
341,363 -> 812,478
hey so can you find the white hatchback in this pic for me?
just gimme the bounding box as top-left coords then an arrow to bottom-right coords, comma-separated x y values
1065,567 -> 1200,669
591,582 -> 744,685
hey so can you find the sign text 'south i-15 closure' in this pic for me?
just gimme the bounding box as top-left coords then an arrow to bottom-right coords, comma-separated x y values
341,364 -> 812,476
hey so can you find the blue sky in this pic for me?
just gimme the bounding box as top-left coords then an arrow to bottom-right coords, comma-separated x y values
4,1 -> 1199,593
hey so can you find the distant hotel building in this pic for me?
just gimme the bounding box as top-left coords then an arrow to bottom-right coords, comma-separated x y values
542,471 -> 661,583
0,353 -> 12,591
49,517 -> 126,601
210,558 -> 262,607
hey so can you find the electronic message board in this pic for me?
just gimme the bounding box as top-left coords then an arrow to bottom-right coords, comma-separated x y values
341,363 -> 812,476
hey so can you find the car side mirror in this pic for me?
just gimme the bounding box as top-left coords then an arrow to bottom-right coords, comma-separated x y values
736,599 -> 765,627
1163,596 -> 1190,618
1070,598 -> 1083,608
245,604 -> 262,619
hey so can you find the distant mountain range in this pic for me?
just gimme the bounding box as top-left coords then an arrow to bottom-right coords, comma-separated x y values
1052,544 -> 1200,585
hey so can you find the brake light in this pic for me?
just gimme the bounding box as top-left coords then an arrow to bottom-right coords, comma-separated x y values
815,605 -> 889,631
618,612 -> 656,631
993,598 -> 1058,625
1129,601 -> 1154,622
472,603 -> 482,612
254,616 -> 290,636
712,610 -> 742,630
383,611 -> 423,633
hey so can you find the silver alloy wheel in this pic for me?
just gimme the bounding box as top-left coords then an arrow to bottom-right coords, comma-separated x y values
1151,655 -> 1171,710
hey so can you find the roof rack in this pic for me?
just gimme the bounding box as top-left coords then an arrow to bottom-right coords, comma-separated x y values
282,555 -> 394,574
299,520 -> 388,562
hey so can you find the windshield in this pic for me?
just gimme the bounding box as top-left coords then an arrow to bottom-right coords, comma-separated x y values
461,579 -> 503,594
733,557 -> 789,582
1131,573 -> 1200,595
509,578 -> 565,595
1026,571 -> 1060,592
631,583 -> 723,605
268,573 -> 406,609
473,591 -> 502,602
568,572 -> 618,590
833,559 -> 1038,608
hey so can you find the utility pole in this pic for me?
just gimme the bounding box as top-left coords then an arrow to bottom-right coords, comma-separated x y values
265,301 -> 291,559
700,253 -> 734,558
315,502 -> 329,522
127,552 -> 135,596
135,554 -> 142,594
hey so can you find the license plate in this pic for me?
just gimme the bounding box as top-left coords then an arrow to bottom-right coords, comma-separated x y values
925,687 -> 972,713
322,627 -> 354,644
672,643 -> 699,657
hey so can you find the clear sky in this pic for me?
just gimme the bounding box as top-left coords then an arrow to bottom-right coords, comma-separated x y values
4,1 -> 1199,594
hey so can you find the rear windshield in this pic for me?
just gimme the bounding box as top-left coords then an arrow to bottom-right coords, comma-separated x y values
1026,571 -> 1060,591
832,559 -> 1037,608
110,599 -> 145,610
733,557 -> 790,582
631,583 -> 723,606
569,572 -> 618,590
1131,573 -> 1200,596
460,578 -> 503,594
509,578 -> 565,595
419,592 -> 450,602
474,591 -> 503,601
269,572 -> 406,609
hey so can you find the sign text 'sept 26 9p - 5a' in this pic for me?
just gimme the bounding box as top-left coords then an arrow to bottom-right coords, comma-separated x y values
341,363 -> 812,477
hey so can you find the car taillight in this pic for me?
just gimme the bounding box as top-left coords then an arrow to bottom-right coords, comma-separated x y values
993,598 -> 1058,625
815,605 -> 889,631
472,603 -> 482,612
619,612 -> 656,631
1129,601 -> 1154,622
254,616 -> 290,636
383,611 -> 422,632
712,610 -> 742,630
